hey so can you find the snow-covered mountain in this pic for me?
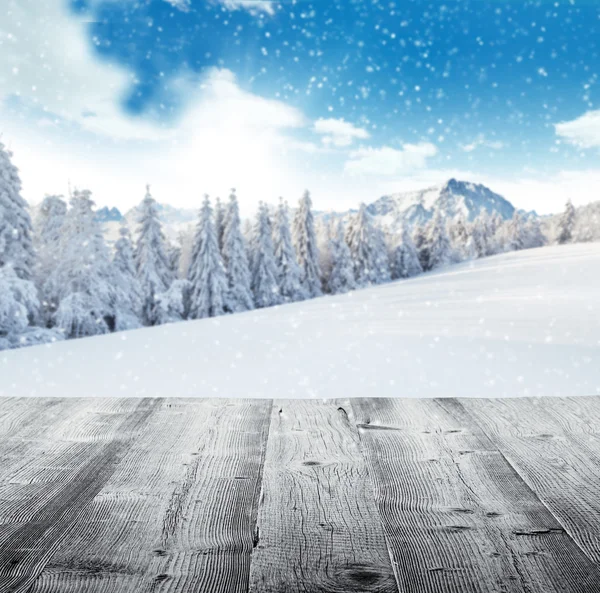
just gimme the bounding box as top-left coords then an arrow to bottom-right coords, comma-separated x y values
95,206 -> 123,223
101,178 -> 521,244
366,178 -> 516,232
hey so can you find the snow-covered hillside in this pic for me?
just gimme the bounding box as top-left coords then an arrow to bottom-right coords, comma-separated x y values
367,178 -> 517,231
2,243 -> 598,399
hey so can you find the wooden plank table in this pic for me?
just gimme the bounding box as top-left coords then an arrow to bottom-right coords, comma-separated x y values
1,396 -> 600,593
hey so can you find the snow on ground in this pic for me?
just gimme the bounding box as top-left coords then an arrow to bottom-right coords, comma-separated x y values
2,243 -> 599,399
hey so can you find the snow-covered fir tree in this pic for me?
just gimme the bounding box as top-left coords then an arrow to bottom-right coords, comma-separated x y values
524,217 -> 546,249
251,202 -> 282,308
33,194 -> 67,321
0,142 -> 35,280
556,200 -> 576,245
391,225 -> 423,279
222,190 -> 254,313
426,209 -> 453,270
154,279 -> 190,325
504,211 -> 529,251
168,244 -> 182,279
327,221 -> 356,294
292,190 -> 322,297
345,203 -> 390,286
447,214 -> 472,262
471,211 -> 496,258
0,265 -> 62,350
188,195 -> 228,319
413,222 -> 431,271
316,217 -> 335,291
134,186 -> 174,325
273,198 -> 306,303
112,221 -> 143,331
214,196 -> 226,251
48,189 -> 116,338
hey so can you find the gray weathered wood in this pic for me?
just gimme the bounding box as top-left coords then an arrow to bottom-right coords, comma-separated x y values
0,398 -> 157,593
26,398 -> 272,593
352,397 -> 600,593
459,396 -> 600,565
248,399 -> 399,593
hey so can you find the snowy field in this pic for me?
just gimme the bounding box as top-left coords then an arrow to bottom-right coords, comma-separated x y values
1,242 -> 599,399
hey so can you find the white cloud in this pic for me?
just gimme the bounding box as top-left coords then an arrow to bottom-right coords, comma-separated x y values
555,110 -> 600,149
344,143 -> 438,176
221,1 -> 276,15
163,0 -> 192,11
461,134 -> 505,153
313,118 -> 369,147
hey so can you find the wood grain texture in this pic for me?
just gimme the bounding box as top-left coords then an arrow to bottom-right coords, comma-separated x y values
458,396 -> 600,565
248,399 -> 399,593
27,398 -> 272,593
0,398 -> 158,593
352,397 -> 600,593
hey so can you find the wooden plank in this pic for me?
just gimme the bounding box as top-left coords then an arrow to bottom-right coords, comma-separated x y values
458,396 -> 600,565
29,398 -> 272,593
0,397 -> 158,593
352,397 -> 600,593
248,399 -> 399,593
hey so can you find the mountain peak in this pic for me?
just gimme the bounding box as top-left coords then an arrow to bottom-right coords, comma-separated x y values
366,179 -> 516,231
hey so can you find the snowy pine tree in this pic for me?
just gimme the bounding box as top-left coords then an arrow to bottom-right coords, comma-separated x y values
413,222 -> 431,271
214,196 -> 226,252
168,244 -> 182,279
222,190 -> 254,313
504,211 -> 528,251
524,217 -> 547,249
327,221 -> 356,294
112,221 -> 143,330
134,186 -> 174,325
33,194 -> 67,321
556,200 -> 576,245
0,142 -> 35,280
0,265 -> 62,350
273,198 -> 306,303
48,189 -> 116,338
345,203 -> 390,286
427,209 -> 453,270
292,190 -> 322,297
187,195 -> 228,319
391,225 -> 423,279
251,203 -> 282,308
316,217 -> 335,291
154,279 -> 190,325
447,214 -> 472,262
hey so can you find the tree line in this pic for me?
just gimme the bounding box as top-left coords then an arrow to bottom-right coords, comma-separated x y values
0,141 -> 582,350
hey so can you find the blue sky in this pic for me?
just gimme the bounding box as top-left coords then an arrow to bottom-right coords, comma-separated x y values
1,0 -> 600,214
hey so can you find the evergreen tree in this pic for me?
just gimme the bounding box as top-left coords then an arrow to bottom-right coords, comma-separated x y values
33,194 -> 67,321
471,212 -> 494,258
273,198 -> 306,303
524,217 -> 547,249
188,195 -> 228,319
557,200 -> 576,245
292,190 -> 322,297
0,142 -> 35,280
0,265 -> 62,350
49,189 -> 116,338
112,221 -> 143,330
251,203 -> 282,308
505,211 -> 528,251
345,203 -> 390,286
427,209 -> 453,270
168,244 -> 182,279
154,279 -> 190,325
327,221 -> 356,294
134,186 -> 174,325
448,214 -> 471,262
222,190 -> 254,313
316,217 -> 335,291
391,225 -> 423,279
214,196 -> 226,251
413,222 -> 431,271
